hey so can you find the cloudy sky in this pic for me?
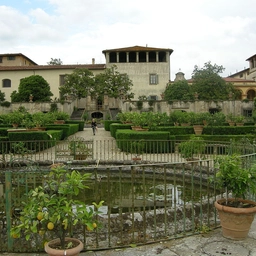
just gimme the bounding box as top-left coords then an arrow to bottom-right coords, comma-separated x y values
1,0 -> 255,80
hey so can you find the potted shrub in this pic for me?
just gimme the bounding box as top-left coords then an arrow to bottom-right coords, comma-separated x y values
68,137 -> 92,160
234,115 -> 245,126
32,112 -> 55,129
214,154 -> 256,239
130,112 -> 147,130
53,111 -> 70,124
116,112 -> 133,124
144,112 -> 158,130
7,110 -> 26,128
206,112 -> 226,126
190,112 -> 205,135
226,113 -> 236,126
170,110 -> 184,126
11,165 -> 104,255
131,139 -> 145,161
176,111 -> 191,126
179,135 -> 206,161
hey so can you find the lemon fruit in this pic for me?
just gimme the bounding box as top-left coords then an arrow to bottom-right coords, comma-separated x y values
12,233 -> 18,239
92,223 -> 97,228
39,229 -> 45,236
86,225 -> 92,231
37,212 -> 44,221
47,222 -> 54,230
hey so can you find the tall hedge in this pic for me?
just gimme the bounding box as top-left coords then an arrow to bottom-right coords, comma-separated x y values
116,130 -> 175,153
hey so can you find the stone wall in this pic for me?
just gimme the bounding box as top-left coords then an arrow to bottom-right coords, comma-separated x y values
0,100 -> 253,118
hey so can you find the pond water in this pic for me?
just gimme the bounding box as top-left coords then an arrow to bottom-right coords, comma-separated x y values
8,167 -> 213,214
79,170 -> 213,213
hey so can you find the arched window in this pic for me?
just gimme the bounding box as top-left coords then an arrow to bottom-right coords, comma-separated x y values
247,89 -> 255,100
2,79 -> 11,88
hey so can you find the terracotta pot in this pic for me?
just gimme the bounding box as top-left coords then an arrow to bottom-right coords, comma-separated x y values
193,125 -> 203,135
54,120 -> 65,124
132,157 -> 142,161
45,237 -> 83,256
74,154 -> 87,160
181,123 -> 190,126
215,198 -> 256,240
131,126 -> 148,131
228,121 -> 235,126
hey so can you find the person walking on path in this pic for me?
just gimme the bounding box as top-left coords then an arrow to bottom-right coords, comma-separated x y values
91,118 -> 97,135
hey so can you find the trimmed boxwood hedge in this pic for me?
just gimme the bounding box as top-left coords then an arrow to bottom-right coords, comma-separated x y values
202,126 -> 256,135
104,120 -> 122,131
0,136 -> 9,153
66,120 -> 85,131
110,123 -> 132,138
45,124 -> 79,139
116,129 -> 175,153
150,125 -> 256,136
175,134 -> 256,142
150,126 -> 195,135
0,128 -> 8,137
7,132 -> 51,153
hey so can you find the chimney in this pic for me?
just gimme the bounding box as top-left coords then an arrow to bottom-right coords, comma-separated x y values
92,58 -> 95,65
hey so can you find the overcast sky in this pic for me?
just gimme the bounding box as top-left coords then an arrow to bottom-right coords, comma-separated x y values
1,0 -> 255,80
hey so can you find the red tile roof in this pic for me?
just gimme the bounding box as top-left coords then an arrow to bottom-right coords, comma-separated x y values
228,68 -> 249,77
224,77 -> 255,83
0,64 -> 106,71
0,53 -> 38,65
102,45 -> 173,54
186,77 -> 256,83
246,54 -> 256,61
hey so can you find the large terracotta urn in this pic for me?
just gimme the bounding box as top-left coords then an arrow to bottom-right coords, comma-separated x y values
215,198 -> 256,240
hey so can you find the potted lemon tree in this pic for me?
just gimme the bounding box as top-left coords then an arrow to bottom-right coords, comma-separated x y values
53,111 -> 70,124
179,135 -> 206,161
68,137 -> 93,160
11,165 -> 104,255
214,154 -> 256,239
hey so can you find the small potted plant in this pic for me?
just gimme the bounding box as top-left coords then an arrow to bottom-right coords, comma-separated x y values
206,112 -> 226,127
68,137 -> 92,160
234,115 -> 245,126
11,164 -> 104,255
226,113 -> 236,126
176,111 -> 191,126
179,135 -> 206,161
130,112 -> 147,130
190,112 -> 205,135
116,112 -> 133,124
214,154 -> 256,239
7,110 -> 25,128
53,111 -> 70,124
131,139 -> 145,161
32,112 -> 55,129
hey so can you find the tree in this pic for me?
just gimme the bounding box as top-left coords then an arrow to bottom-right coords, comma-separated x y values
94,65 -> 134,100
0,90 -> 5,102
11,75 -> 53,102
190,61 -> 235,100
47,58 -> 63,65
59,68 -> 95,99
60,65 -> 134,101
164,80 -> 193,104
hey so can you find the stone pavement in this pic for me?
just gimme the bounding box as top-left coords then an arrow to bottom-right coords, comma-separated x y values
2,221 -> 256,256
2,128 -> 256,255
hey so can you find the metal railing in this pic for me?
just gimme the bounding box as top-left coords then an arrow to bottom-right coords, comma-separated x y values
1,138 -> 254,167
0,139 -> 256,253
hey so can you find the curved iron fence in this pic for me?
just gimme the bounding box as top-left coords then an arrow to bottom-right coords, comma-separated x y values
0,139 -> 256,253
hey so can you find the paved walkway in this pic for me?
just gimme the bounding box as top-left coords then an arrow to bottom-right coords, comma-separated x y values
2,221 -> 256,256
2,128 -> 256,255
